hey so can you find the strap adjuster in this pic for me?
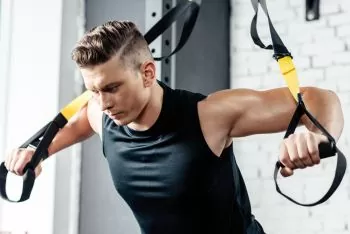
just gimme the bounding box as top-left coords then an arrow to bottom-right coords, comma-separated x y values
273,52 -> 293,61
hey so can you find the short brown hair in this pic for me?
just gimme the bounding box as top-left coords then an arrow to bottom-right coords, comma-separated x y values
71,20 -> 152,68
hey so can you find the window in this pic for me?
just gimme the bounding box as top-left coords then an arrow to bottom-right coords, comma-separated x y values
0,1 -> 15,233
0,0 -> 12,159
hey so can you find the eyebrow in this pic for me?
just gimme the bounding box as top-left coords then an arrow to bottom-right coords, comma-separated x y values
92,81 -> 121,92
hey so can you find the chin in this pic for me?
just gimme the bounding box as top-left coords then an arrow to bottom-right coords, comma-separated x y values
112,117 -> 132,126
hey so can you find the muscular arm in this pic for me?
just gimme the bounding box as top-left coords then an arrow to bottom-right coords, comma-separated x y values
47,99 -> 100,156
204,87 -> 344,140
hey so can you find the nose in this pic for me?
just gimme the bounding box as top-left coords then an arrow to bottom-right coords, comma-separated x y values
99,93 -> 113,111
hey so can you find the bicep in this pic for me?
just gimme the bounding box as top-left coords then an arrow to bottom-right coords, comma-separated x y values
205,88 -> 297,138
205,85 -> 336,139
231,88 -> 297,137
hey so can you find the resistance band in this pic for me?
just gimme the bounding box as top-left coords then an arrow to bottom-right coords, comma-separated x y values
250,0 -> 347,206
0,0 -> 201,203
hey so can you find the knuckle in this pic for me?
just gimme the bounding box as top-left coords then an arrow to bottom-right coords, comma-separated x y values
280,157 -> 289,165
306,131 -> 314,140
13,164 -> 23,175
300,154 -> 308,160
297,132 -> 305,139
22,150 -> 34,161
280,141 -> 286,148
24,152 -> 33,161
287,134 -> 296,140
296,133 -> 306,143
291,156 -> 299,163
284,138 -> 293,147
309,147 -> 318,156
17,149 -> 25,158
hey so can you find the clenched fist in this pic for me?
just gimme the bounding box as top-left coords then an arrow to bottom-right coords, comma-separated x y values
279,131 -> 328,177
4,148 -> 42,177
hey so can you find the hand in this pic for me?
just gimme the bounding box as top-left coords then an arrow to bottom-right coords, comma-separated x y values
4,148 -> 42,178
279,132 -> 328,177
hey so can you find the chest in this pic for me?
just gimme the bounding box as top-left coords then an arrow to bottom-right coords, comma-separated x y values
104,129 -> 211,202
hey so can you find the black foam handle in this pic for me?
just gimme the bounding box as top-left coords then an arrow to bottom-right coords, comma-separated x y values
319,141 -> 336,159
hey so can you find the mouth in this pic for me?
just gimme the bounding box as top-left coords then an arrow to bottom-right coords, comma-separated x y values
109,112 -> 123,119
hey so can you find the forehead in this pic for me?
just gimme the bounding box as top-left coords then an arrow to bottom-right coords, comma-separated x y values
80,56 -> 128,89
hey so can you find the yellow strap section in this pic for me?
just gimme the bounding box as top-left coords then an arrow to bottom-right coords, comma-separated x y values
60,90 -> 92,120
277,56 -> 300,102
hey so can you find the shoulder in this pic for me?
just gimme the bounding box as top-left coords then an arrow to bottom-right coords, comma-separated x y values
197,88 -> 260,119
197,90 -> 235,131
196,90 -> 239,155
86,98 -> 103,138
197,89 -> 252,137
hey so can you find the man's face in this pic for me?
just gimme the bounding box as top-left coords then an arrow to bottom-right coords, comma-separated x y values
81,55 -> 153,126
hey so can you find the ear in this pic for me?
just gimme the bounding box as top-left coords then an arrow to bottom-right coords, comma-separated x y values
141,60 -> 156,87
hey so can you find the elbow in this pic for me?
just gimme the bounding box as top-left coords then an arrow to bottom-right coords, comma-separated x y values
302,86 -> 344,140
302,86 -> 341,109
327,89 -> 344,140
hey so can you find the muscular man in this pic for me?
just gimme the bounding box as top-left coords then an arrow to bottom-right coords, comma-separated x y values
5,21 -> 344,234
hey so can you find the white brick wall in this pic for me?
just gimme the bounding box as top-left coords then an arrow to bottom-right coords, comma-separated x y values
230,0 -> 350,233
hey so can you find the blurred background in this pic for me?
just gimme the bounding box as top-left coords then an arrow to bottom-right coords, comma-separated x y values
0,0 -> 349,233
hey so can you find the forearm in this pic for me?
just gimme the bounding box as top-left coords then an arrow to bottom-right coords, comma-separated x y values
301,87 -> 344,141
47,106 -> 95,156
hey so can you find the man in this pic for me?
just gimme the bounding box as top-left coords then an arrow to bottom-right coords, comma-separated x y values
5,21 -> 344,234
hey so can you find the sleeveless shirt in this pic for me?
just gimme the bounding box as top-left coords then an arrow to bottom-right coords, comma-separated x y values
102,81 -> 265,234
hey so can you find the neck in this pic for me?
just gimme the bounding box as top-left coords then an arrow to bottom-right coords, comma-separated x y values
127,82 -> 163,131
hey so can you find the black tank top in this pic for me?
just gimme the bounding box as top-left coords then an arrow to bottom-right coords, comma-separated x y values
102,81 -> 264,234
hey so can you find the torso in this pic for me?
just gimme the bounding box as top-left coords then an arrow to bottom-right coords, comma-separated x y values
99,82 -> 247,233
87,85 -> 232,157
87,81 -> 262,234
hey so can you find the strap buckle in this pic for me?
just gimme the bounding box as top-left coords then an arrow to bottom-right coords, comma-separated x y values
273,52 -> 293,61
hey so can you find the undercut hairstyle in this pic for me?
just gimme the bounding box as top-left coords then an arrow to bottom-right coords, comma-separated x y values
71,20 -> 152,69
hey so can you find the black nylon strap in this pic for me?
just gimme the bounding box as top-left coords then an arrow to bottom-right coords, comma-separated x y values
274,94 -> 347,206
0,163 -> 35,202
274,147 -> 346,207
144,0 -> 200,61
250,0 -> 291,59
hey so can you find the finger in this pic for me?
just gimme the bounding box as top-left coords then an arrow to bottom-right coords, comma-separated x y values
306,132 -> 320,165
8,149 -> 21,173
296,134 -> 314,167
318,133 -> 329,143
4,149 -> 14,169
279,142 -> 295,169
280,167 -> 294,177
286,136 -> 306,169
13,151 -> 32,176
34,164 -> 42,178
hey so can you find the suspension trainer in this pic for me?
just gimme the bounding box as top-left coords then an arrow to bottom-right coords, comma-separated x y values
250,0 -> 347,206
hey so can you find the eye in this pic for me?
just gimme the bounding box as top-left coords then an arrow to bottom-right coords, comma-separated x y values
107,85 -> 119,93
90,90 -> 100,99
